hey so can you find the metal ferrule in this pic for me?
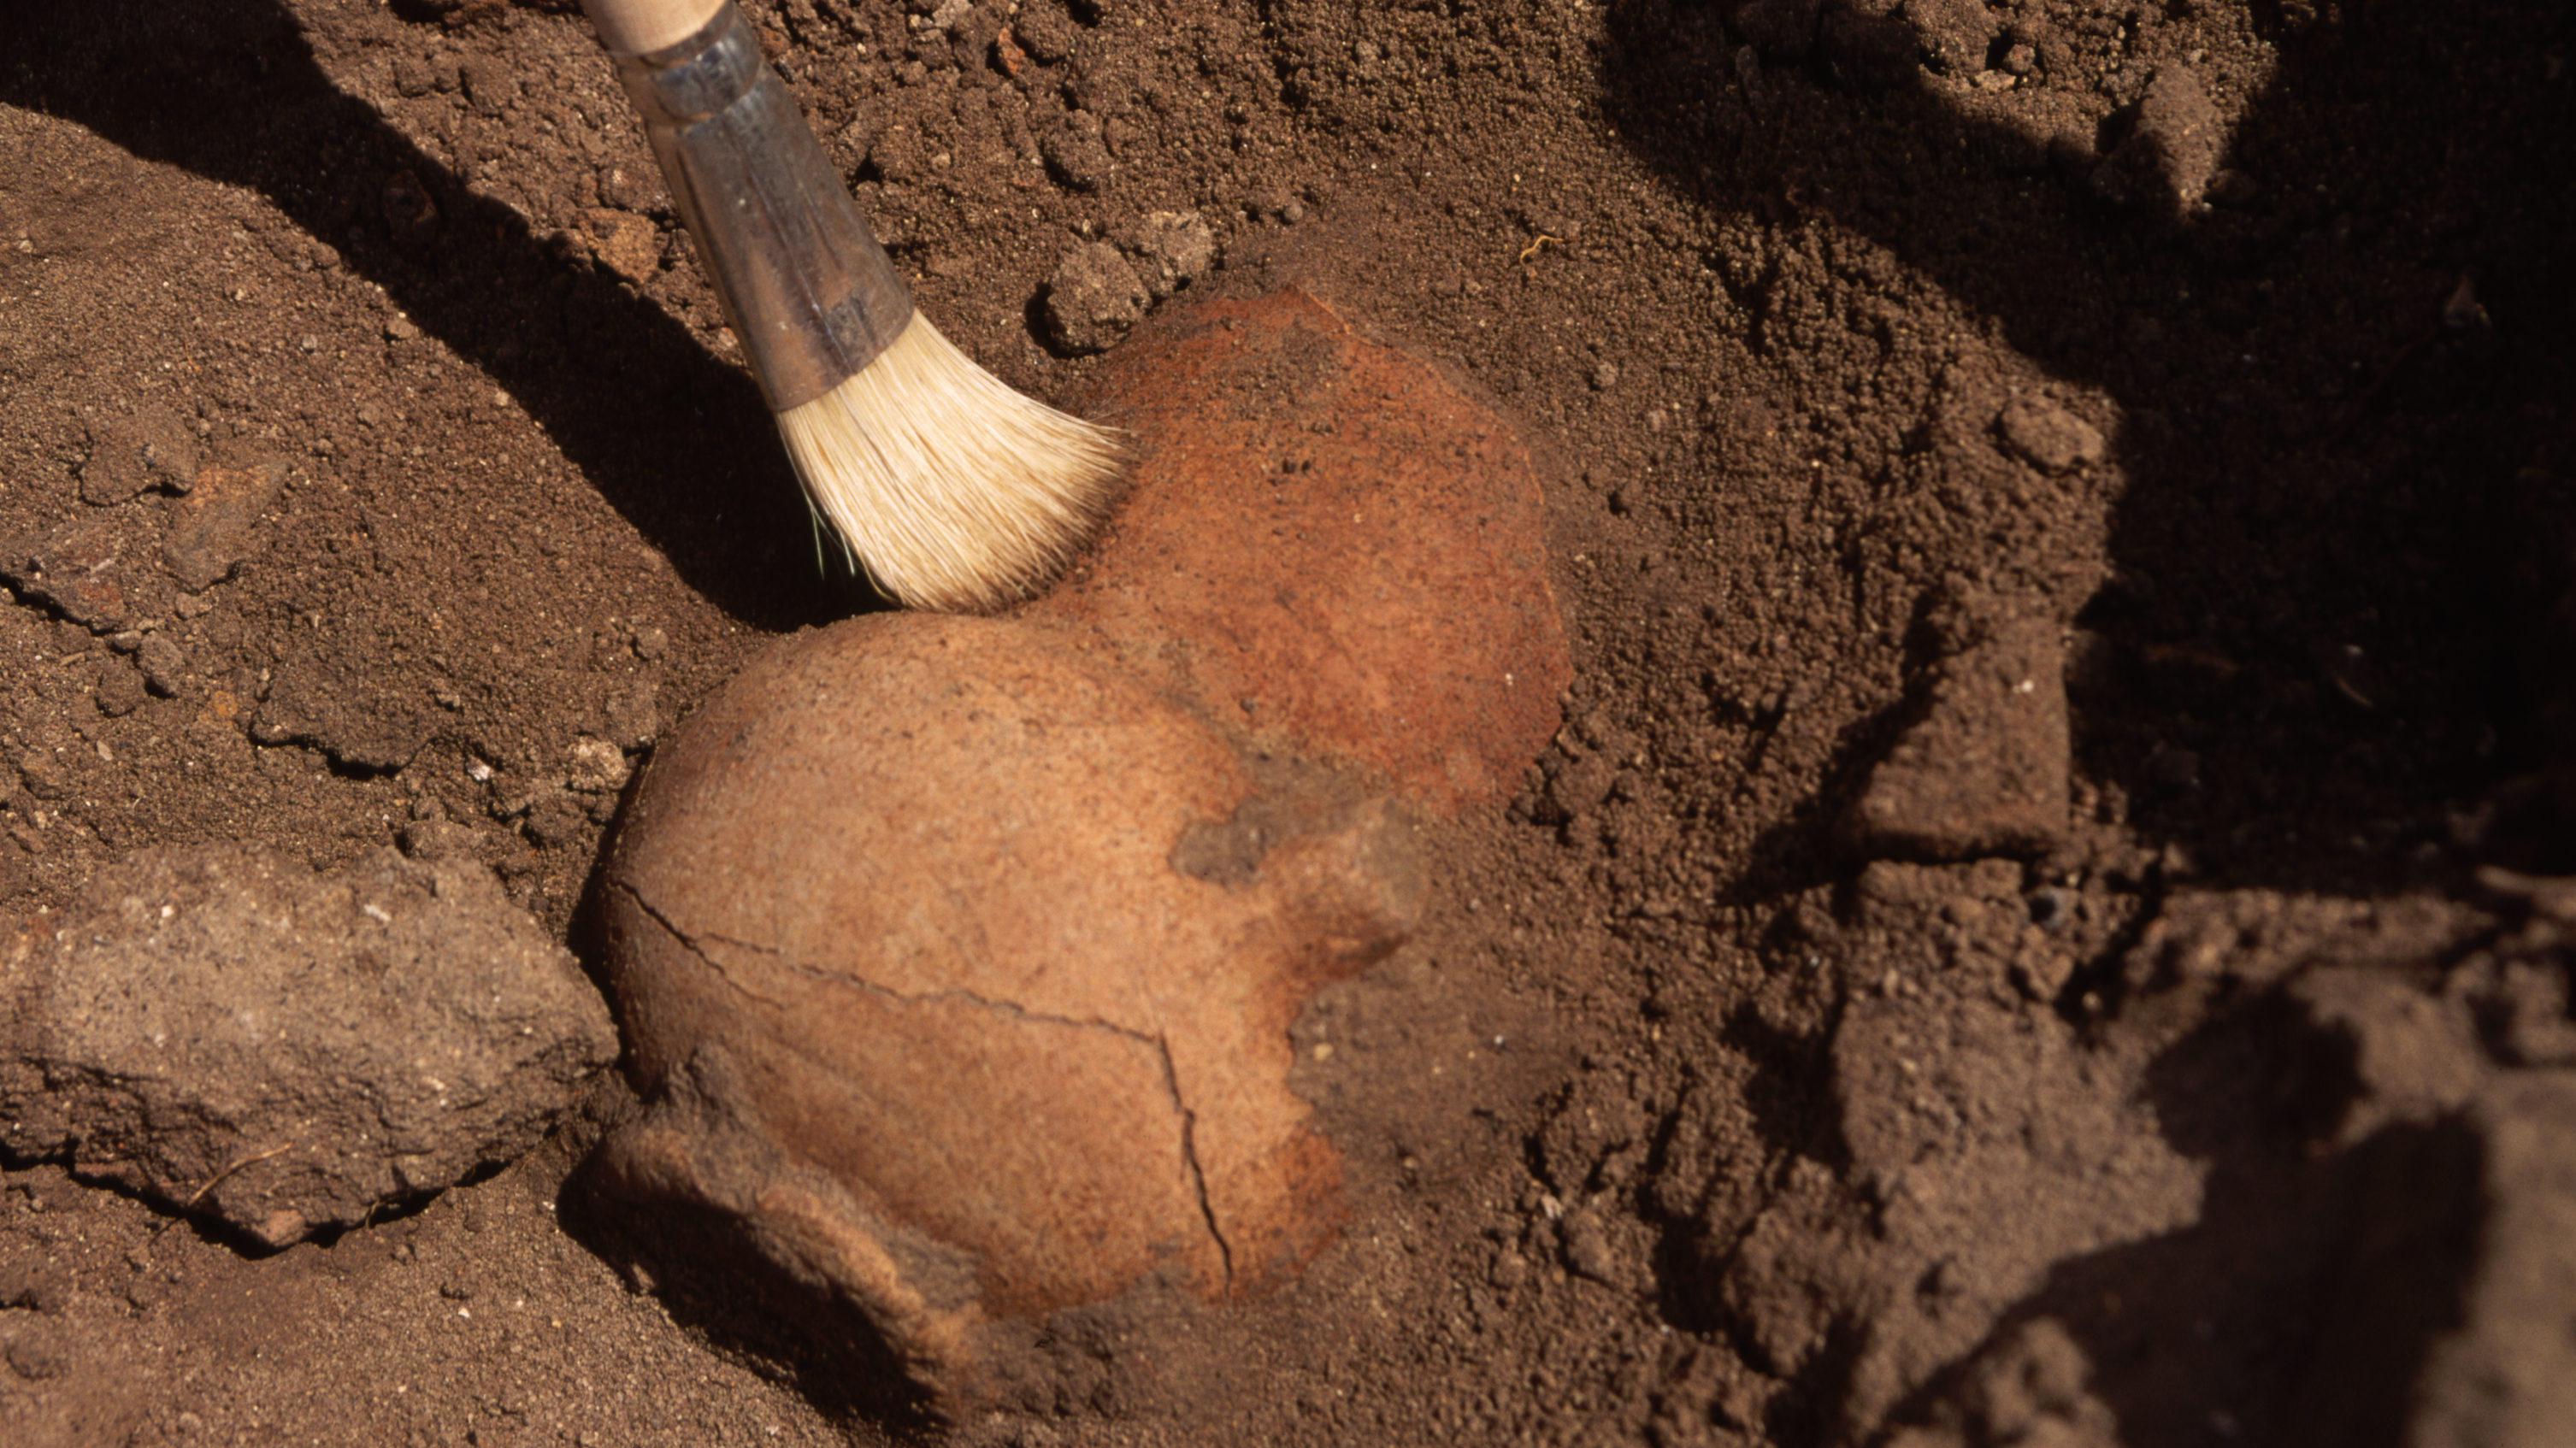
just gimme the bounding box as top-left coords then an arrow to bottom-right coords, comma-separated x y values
612,3 -> 911,410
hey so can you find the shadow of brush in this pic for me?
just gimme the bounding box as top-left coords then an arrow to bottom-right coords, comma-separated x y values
0,0 -> 872,631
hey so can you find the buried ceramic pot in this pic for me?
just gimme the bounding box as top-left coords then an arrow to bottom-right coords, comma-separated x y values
591,285 -> 1570,1410
592,612 -> 1421,1406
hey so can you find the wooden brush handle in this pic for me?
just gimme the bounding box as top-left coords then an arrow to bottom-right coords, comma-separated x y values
582,0 -> 726,55
591,0 -> 914,409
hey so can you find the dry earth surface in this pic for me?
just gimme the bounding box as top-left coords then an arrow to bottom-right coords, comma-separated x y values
2,1 -> 2573,1445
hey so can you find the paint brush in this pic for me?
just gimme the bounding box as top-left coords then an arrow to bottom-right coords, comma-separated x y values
581,0 -> 1124,611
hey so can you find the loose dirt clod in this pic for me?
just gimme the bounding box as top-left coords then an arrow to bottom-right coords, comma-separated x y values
1850,615 -> 2071,859
0,847 -> 616,1247
2094,65 -> 2227,215
1113,211 -> 1217,301
1042,241 -> 1150,355
2409,1072 -> 2576,1448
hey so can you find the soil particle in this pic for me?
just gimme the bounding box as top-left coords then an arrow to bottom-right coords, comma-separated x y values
1904,0 -> 2000,77
596,678 -> 662,750
1113,209 -> 1217,301
2,515 -> 157,633
1042,240 -> 1149,354
1851,614 -> 2072,860
91,659 -> 146,718
1011,2 -> 1079,65
76,409 -> 197,508
2094,65 -> 2226,215
162,459 -> 285,593
1038,112 -> 1114,191
1995,397 -> 2106,475
133,633 -> 185,696
250,627 -> 439,771
576,207 -> 663,285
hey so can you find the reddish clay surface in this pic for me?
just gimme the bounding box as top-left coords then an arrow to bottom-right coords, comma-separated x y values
1032,286 -> 1571,814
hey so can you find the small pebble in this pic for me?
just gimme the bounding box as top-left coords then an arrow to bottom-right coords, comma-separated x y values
1589,361 -> 1619,391
566,737 -> 631,794
1559,1208 -> 1618,1283
95,662 -> 147,718
139,635 -> 187,696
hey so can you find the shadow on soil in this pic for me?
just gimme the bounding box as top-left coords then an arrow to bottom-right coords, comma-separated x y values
1593,0 -> 2573,1434
1599,0 -> 2576,905
1894,995 -> 2479,1446
0,0 -> 871,632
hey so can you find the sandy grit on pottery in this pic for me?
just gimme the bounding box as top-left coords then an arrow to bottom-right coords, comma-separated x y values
591,288 -> 1569,1410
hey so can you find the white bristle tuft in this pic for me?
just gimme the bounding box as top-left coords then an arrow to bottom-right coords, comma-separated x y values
775,311 -> 1128,613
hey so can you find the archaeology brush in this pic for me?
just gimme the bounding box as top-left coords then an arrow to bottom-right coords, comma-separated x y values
581,0 -> 1124,612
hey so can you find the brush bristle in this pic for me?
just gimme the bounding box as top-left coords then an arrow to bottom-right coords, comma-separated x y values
775,312 -> 1128,613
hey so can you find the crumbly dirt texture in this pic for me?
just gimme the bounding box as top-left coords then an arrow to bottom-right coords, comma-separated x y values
1,2 -> 2571,1446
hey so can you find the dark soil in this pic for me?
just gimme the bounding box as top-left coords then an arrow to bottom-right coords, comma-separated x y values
3,0 -> 2572,1445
